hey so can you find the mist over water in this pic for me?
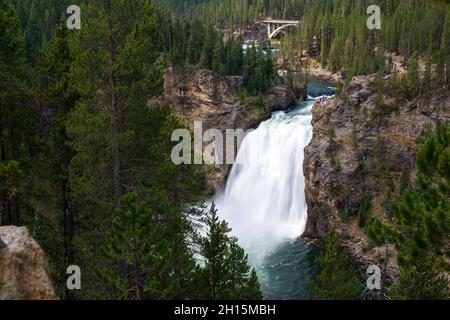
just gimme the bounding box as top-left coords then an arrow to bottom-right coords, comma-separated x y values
212,80 -> 333,299
214,102 -> 313,260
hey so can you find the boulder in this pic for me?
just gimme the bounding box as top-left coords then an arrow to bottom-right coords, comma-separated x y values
0,226 -> 57,300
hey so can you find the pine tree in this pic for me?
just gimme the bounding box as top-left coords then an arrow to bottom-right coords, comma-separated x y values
199,203 -> 263,300
100,193 -> 146,299
68,1 -> 162,201
406,52 -> 420,99
100,193 -> 166,299
368,124 -> 450,299
0,161 -> 19,225
438,11 -> 450,88
0,0 -> 36,226
201,24 -> 216,69
101,188 -> 207,300
309,231 -> 361,300
212,36 -> 225,75
423,44 -> 433,96
66,0 -> 167,298
31,23 -> 79,299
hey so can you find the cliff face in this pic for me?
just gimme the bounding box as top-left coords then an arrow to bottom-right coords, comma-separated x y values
0,226 -> 57,300
161,66 -> 296,131
155,66 -> 297,191
303,74 -> 450,270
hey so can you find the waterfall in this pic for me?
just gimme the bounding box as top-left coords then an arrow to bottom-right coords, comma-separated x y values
214,100 -> 315,262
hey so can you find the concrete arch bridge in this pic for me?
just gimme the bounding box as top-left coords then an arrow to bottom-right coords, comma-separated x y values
262,19 -> 301,39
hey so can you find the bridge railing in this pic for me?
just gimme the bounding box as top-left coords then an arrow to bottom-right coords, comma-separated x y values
261,19 -> 300,25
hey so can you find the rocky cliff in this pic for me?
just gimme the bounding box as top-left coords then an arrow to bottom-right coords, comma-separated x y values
161,66 -> 297,130
303,74 -> 450,272
0,226 -> 57,300
153,66 -> 298,191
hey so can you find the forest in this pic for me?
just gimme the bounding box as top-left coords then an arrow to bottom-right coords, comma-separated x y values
2,0 -> 265,300
186,0 -> 450,79
0,0 -> 449,301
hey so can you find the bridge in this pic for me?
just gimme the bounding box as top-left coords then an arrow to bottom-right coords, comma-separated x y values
262,19 -> 300,39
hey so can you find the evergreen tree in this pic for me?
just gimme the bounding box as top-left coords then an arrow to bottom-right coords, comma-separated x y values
368,124 -> 450,299
187,0 -> 448,81
406,52 -> 420,99
212,36 -> 225,75
199,203 -> 263,300
65,0 -> 171,298
309,231 -> 361,300
0,0 -> 36,226
31,23 -> 79,299
99,192 -> 200,300
2,0 -> 449,301
0,161 -> 20,225
438,11 -> 450,88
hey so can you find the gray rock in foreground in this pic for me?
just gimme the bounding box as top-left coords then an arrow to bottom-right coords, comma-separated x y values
0,226 -> 58,300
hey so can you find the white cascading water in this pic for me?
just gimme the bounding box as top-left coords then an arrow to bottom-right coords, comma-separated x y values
213,101 -> 315,263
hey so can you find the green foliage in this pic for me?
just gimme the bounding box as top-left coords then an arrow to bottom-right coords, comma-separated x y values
243,44 -> 275,95
198,203 -> 263,300
437,11 -> 450,88
406,53 -> 420,98
340,210 -> 350,224
12,0 -> 79,61
55,1 -> 207,299
0,0 -> 36,226
99,192 -> 199,300
0,161 -> 20,224
309,231 -> 362,300
3,0 -> 449,301
28,23 -> 80,299
184,0 -> 449,82
69,104 -> 210,299
389,260 -> 450,300
156,4 -> 275,95
368,123 -> 450,299
358,196 -> 372,228
98,198 -> 263,300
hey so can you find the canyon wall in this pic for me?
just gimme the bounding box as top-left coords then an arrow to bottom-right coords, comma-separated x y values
303,74 -> 450,271
153,66 -> 299,191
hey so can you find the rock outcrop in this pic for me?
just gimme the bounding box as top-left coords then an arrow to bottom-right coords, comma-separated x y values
0,226 -> 57,300
153,66 -> 296,191
161,66 -> 295,131
303,74 -> 450,272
